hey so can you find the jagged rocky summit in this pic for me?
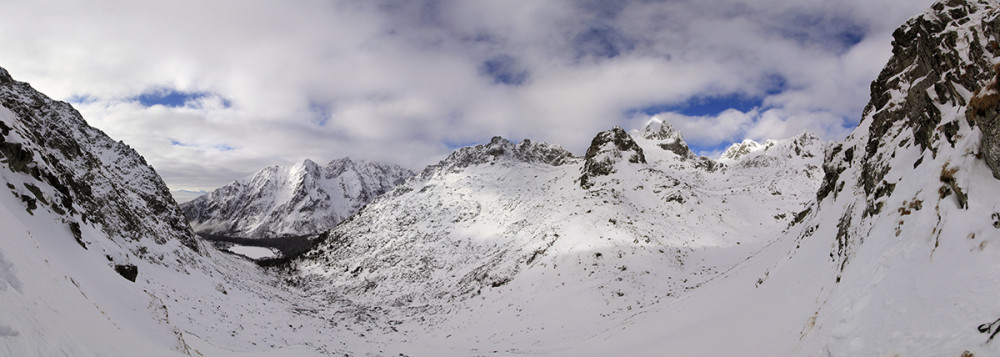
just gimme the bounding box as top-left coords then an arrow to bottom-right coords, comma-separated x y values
181,157 -> 414,238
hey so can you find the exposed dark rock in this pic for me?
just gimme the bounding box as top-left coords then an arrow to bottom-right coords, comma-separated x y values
114,264 -> 138,282
860,0 -> 1000,189
69,222 -> 86,249
580,127 -> 645,189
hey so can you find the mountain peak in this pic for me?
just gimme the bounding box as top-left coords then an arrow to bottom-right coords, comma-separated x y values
580,126 -> 645,188
719,139 -> 763,161
182,157 -> 414,238
433,136 -> 574,171
0,67 -> 12,84
635,117 -> 692,158
295,158 -> 321,171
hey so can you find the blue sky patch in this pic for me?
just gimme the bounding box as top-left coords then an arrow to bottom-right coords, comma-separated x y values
132,89 -> 231,108
573,26 -> 634,59
215,144 -> 236,152
309,101 -> 334,126
480,55 -> 529,86
631,93 -> 763,118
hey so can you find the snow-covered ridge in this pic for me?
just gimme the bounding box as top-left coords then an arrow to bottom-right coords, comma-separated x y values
0,67 -> 198,252
182,157 -> 414,238
423,136 -> 576,177
291,117 -> 825,349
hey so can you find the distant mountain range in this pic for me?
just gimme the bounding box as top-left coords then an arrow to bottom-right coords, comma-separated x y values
180,157 -> 413,238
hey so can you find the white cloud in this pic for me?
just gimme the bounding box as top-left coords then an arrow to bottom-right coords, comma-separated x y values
0,0 -> 936,190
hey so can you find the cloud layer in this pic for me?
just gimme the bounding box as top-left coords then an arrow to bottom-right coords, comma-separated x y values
0,0 -> 934,190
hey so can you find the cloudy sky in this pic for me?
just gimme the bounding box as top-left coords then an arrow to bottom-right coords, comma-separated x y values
0,0 -> 934,194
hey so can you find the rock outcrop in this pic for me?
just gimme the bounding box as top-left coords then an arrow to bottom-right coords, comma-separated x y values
580,126 -> 645,188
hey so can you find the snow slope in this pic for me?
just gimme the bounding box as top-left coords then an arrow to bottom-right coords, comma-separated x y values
6,0 -> 1000,355
289,1 -> 1000,355
557,1 -> 1000,355
0,66 -> 368,356
291,119 -> 824,353
182,158 -> 413,238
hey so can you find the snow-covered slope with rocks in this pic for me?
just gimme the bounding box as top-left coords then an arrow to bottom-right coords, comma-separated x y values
181,157 -> 413,238
559,1 -> 1000,355
7,0 -> 1000,355
0,66 -> 377,356
290,118 -> 825,352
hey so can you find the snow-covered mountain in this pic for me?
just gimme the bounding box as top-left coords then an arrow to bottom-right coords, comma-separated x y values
564,1 -> 1000,355
0,65 -> 211,354
6,0 -> 1000,355
287,1 -> 1000,354
0,67 -> 380,356
289,117 -> 825,351
181,157 -> 413,238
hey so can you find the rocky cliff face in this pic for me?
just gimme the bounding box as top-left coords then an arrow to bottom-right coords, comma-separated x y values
841,0 -> 1000,202
815,0 -> 1000,249
182,157 -> 414,238
0,67 -> 198,254
764,0 -> 1000,354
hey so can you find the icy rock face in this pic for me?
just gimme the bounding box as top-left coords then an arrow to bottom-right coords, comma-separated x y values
580,126 -> 645,188
182,157 -> 414,238
0,67 -> 198,252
